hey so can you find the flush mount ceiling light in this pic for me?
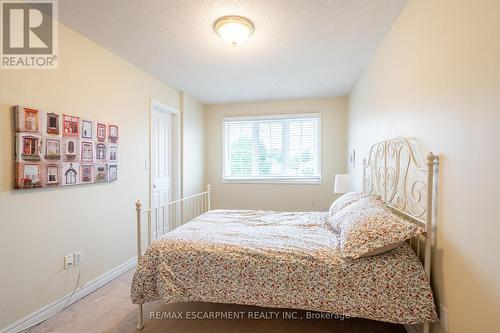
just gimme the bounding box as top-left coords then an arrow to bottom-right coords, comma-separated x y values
214,15 -> 254,47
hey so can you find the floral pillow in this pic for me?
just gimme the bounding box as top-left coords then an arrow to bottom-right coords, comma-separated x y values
328,192 -> 370,217
331,197 -> 425,259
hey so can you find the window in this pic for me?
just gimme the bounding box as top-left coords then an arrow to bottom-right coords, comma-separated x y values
223,114 -> 320,183
109,145 -> 117,161
96,144 -> 106,160
65,164 -> 77,184
108,164 -> 117,182
47,113 -> 59,134
45,139 -> 60,159
24,165 -> 38,181
81,165 -> 93,183
109,125 -> 118,143
81,142 -> 93,162
23,137 -> 38,155
24,108 -> 38,131
82,120 -> 92,139
97,124 -> 106,142
22,164 -> 40,187
47,165 -> 58,184
63,115 -> 79,136
66,139 -> 76,155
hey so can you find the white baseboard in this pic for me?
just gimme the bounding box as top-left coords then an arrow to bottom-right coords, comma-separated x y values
1,257 -> 137,333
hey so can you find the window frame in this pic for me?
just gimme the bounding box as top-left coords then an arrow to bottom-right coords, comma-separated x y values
222,113 -> 321,184
45,138 -> 60,159
97,123 -> 106,142
96,143 -> 106,160
46,113 -> 59,134
82,120 -> 93,139
23,136 -> 39,155
81,141 -> 94,162
65,164 -> 78,184
81,164 -> 93,183
109,144 -> 118,161
47,165 -> 58,184
63,114 -> 79,137
24,164 -> 39,180
24,108 -> 39,132
66,139 -> 76,155
108,164 -> 118,182
108,125 -> 118,143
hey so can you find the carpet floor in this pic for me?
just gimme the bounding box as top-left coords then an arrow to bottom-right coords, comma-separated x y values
28,270 -> 406,333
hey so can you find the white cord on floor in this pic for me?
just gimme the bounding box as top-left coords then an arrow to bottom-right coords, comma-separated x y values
18,265 -> 82,333
60,265 -> 82,310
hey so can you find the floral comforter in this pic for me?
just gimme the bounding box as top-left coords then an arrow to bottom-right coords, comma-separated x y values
130,210 -> 438,324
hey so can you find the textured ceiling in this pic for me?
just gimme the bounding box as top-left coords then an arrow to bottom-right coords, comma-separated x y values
58,0 -> 407,104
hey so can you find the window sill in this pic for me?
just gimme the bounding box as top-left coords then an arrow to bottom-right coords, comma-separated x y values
222,178 -> 321,185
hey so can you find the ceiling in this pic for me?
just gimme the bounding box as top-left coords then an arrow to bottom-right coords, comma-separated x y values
58,0 -> 408,105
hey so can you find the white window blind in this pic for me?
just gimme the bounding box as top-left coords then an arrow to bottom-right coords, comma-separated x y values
223,114 -> 321,183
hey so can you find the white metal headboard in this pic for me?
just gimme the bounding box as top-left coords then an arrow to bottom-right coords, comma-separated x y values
363,137 -> 438,273
363,137 -> 438,333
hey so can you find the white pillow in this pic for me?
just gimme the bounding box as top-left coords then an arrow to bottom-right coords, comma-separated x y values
328,192 -> 370,217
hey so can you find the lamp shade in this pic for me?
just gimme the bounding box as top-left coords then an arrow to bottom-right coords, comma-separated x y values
214,16 -> 254,47
334,174 -> 350,193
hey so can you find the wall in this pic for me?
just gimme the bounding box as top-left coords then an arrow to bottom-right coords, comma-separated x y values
181,93 -> 206,196
0,24 -> 204,330
205,98 -> 348,211
348,1 -> 500,332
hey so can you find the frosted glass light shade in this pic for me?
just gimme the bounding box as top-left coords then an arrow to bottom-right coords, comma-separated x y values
214,16 -> 254,47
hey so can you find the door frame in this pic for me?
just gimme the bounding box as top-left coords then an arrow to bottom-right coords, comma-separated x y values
149,99 -> 181,209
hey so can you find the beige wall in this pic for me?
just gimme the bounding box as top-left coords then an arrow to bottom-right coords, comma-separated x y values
205,98 -> 348,211
348,1 -> 500,332
0,24 -> 204,330
182,93 -> 206,196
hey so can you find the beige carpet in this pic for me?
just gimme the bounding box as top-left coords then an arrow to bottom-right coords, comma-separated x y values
28,270 -> 405,333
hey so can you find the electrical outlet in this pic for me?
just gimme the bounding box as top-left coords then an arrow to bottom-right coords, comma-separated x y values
440,304 -> 448,331
64,253 -> 74,269
73,251 -> 83,266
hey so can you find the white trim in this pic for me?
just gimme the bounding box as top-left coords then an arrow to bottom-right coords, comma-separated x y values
149,99 -> 181,209
222,177 -> 321,185
151,99 -> 180,115
0,257 -> 137,333
223,113 -> 319,122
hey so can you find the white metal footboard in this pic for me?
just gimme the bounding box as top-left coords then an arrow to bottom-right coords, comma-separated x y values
134,184 -> 211,329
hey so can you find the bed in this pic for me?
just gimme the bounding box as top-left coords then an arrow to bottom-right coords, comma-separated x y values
131,137 -> 439,332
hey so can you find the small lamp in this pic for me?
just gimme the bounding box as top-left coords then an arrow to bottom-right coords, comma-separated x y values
334,174 -> 350,194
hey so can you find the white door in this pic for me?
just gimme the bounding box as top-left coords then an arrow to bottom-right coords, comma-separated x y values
151,106 -> 173,239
